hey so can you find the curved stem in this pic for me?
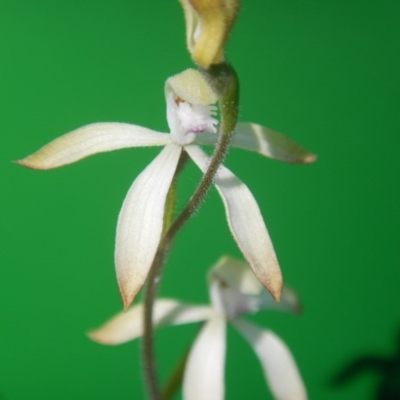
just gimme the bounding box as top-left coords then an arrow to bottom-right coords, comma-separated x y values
142,268 -> 158,400
142,63 -> 239,400
142,153 -> 188,400
142,244 -> 171,400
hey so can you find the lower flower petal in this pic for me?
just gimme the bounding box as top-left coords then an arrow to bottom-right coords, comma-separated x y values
87,299 -> 213,345
185,145 -> 282,301
115,144 -> 182,309
232,318 -> 307,400
183,316 -> 226,400
16,122 -> 171,169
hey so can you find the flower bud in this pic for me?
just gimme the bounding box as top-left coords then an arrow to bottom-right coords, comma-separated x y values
179,0 -> 241,68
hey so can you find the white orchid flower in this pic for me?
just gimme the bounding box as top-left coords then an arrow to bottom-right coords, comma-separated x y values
17,69 -> 315,309
88,256 -> 307,400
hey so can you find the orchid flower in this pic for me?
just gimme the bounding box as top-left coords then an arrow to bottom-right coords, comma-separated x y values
88,256 -> 307,400
17,68 -> 315,309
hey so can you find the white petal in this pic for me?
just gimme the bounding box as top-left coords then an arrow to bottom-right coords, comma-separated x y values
183,317 -> 226,400
193,131 -> 217,147
115,144 -> 182,309
234,123 -> 315,163
87,299 -> 213,345
16,122 -> 171,169
232,318 -> 307,400
195,123 -> 316,164
185,145 -> 282,301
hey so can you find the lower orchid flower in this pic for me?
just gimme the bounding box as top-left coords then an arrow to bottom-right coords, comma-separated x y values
88,256 -> 307,400
17,69 -> 315,309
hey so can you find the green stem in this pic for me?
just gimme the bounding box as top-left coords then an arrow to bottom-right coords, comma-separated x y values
142,152 -> 188,400
142,63 -> 239,400
142,249 -> 164,400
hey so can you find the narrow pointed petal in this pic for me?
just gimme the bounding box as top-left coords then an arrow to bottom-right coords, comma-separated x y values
232,318 -> 307,400
183,317 -> 226,400
195,123 -> 316,164
88,299 -> 213,345
116,144 -> 182,309
185,145 -> 282,301
16,123 -> 171,169
234,123 -> 316,163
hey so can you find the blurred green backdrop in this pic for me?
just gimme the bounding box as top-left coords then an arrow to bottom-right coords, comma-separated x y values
1,1 -> 399,399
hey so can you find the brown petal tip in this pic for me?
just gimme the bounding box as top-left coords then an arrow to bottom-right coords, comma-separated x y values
304,153 -> 317,164
267,275 -> 283,303
13,157 -> 47,170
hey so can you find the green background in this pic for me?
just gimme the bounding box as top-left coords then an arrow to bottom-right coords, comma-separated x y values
1,1 -> 399,399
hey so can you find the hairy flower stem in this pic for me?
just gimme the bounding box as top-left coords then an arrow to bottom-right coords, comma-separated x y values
142,152 -> 188,400
142,63 -> 239,400
142,244 -> 171,400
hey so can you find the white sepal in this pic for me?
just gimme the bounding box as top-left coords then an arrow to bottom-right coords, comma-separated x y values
183,316 -> 226,400
115,144 -> 182,309
232,318 -> 307,400
87,299 -> 213,345
185,145 -> 282,301
194,123 -> 316,164
16,122 -> 171,169
234,123 -> 316,164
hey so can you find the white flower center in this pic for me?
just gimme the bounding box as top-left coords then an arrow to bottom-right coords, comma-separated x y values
167,94 -> 218,145
209,278 -> 261,319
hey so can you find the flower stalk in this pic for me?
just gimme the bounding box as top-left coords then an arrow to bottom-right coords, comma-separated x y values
142,151 -> 189,400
